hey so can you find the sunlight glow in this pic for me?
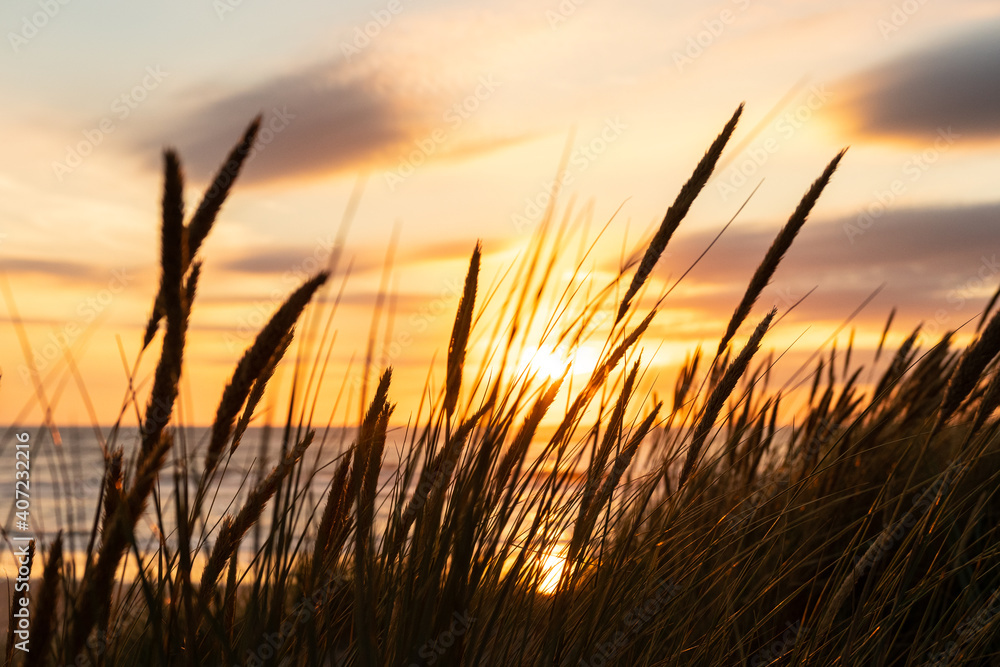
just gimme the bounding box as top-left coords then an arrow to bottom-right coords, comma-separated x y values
523,345 -> 600,380
536,547 -> 568,595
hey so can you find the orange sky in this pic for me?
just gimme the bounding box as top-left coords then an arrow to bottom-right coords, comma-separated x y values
2,0 -> 1000,426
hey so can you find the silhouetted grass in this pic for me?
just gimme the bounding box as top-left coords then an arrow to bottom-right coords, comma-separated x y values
5,111 -> 1000,667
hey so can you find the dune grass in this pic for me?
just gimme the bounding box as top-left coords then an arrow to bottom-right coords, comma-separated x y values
6,109 -> 1000,666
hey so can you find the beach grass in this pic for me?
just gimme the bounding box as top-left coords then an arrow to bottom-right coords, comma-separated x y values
6,109 -> 1000,667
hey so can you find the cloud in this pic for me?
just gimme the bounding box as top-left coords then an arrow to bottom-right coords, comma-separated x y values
834,20 -> 1000,141
196,289 -> 434,311
135,54 -> 534,186
628,202 -> 1000,329
138,59 -> 426,185
1,257 -> 103,281
218,246 -> 373,276
218,237 -> 512,276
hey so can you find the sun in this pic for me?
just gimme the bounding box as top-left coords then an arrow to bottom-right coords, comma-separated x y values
526,348 -> 570,378
536,547 -> 568,595
523,344 -> 600,380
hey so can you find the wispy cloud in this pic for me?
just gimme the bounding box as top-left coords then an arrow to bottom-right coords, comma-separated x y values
218,237 -> 511,277
136,58 -> 428,184
629,202 -> 1000,327
133,48 -> 536,187
1,257 -> 103,281
834,19 -> 1000,141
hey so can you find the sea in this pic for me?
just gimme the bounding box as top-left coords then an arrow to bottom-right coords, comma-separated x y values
0,423 -> 596,580
0,425 -> 388,578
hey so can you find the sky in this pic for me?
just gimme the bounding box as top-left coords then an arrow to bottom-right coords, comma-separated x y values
1,0 -> 999,427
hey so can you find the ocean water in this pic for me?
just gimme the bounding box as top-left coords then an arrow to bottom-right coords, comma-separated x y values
0,423 -> 594,580
0,425 -> 385,577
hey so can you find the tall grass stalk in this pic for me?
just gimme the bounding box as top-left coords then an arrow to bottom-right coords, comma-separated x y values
5,113 -> 1000,667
